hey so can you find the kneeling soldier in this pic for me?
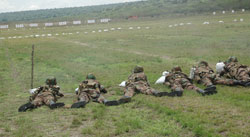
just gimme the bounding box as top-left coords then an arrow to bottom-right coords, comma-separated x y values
18,77 -> 65,112
71,73 -> 121,108
119,65 -> 170,103
164,66 -> 211,96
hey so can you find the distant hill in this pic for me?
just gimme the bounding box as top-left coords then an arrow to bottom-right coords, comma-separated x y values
0,0 -> 250,23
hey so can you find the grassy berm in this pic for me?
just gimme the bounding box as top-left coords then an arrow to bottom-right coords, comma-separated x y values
0,12 -> 250,137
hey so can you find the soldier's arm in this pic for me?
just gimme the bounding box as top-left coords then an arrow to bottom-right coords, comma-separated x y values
247,67 -> 250,74
53,86 -> 64,97
194,75 -> 201,82
29,86 -> 42,102
145,75 -> 151,86
100,85 -> 108,94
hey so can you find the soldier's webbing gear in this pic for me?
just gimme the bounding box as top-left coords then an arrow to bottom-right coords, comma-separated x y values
29,85 -> 63,102
222,62 -> 250,82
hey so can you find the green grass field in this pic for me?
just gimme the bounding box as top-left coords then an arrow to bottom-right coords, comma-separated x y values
0,12 -> 250,137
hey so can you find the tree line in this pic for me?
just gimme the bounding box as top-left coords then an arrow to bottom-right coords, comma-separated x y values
0,0 -> 249,23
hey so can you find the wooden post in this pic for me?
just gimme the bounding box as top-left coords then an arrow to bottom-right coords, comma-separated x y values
31,44 -> 34,89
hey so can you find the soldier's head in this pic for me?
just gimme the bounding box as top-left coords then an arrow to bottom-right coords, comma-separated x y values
227,56 -> 238,63
86,73 -> 96,80
171,66 -> 182,72
133,65 -> 144,73
45,77 -> 57,86
198,61 -> 209,67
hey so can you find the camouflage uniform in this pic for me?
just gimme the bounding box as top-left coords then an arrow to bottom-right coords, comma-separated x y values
30,85 -> 63,106
194,61 -> 236,86
165,72 -> 200,92
18,77 -> 64,112
221,61 -> 250,83
164,66 -> 208,95
76,79 -> 106,104
124,71 -> 157,97
72,73 -> 120,108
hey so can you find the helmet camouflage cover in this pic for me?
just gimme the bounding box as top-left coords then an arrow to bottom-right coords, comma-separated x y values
86,73 -> 96,80
133,65 -> 144,73
227,56 -> 238,63
198,61 -> 209,67
45,77 -> 57,85
171,66 -> 182,72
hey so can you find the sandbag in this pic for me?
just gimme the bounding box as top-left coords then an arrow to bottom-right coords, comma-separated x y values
155,76 -> 166,84
119,81 -> 127,87
29,88 -> 37,94
155,71 -> 169,84
75,88 -> 79,94
216,62 -> 225,73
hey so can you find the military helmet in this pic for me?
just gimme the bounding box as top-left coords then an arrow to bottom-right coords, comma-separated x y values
171,66 -> 182,72
198,61 -> 209,67
86,73 -> 96,80
45,77 -> 57,85
227,56 -> 238,63
133,65 -> 144,73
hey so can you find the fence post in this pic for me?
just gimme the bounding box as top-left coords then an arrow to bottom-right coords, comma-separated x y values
31,44 -> 34,89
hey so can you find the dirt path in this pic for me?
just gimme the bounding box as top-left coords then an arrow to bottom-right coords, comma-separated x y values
54,37 -> 171,60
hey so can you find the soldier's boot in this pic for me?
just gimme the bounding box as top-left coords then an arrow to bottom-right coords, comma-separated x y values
204,85 -> 217,95
232,80 -> 243,86
168,88 -> 183,97
71,101 -> 87,108
197,89 -> 207,96
118,96 -> 132,104
104,100 -> 120,106
152,91 -> 170,97
241,81 -> 250,87
18,102 -> 35,112
49,102 -> 65,109
244,82 -> 250,87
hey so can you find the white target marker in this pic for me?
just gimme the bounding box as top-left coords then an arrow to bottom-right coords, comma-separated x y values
203,22 -> 210,25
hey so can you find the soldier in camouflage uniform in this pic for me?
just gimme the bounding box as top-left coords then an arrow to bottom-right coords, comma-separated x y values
71,73 -> 122,108
18,77 -> 65,112
219,56 -> 250,86
120,66 -> 169,102
164,66 -> 211,96
193,61 -> 242,90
